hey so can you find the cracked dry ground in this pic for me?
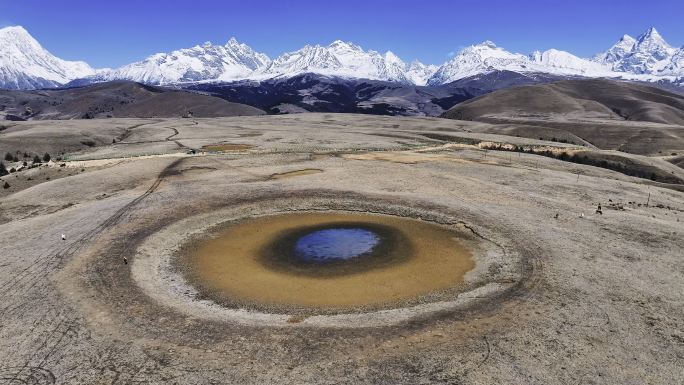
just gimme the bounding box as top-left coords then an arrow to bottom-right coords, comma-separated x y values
0,115 -> 682,384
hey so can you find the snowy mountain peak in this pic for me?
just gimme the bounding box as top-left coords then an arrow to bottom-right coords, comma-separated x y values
405,60 -> 439,86
384,51 -> 404,66
638,27 -> 666,45
609,27 -> 676,74
89,37 -> 270,85
595,34 -> 636,65
634,27 -> 673,56
1,25 -> 29,38
428,37 -> 638,86
427,41 -> 532,85
329,40 -> 359,48
479,40 -> 498,49
327,40 -> 366,56
260,41 -> 419,84
0,25 -> 96,90
531,49 -> 612,76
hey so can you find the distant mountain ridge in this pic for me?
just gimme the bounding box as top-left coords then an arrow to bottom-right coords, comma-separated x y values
599,28 -> 678,74
427,28 -> 684,85
87,38 -> 271,85
1,25 -> 683,90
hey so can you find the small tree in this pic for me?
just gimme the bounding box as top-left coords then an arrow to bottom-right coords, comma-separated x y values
4,152 -> 12,161
12,155 -> 18,162
0,162 -> 7,176
43,153 -> 51,162
33,155 -> 41,164
2,181 -> 9,189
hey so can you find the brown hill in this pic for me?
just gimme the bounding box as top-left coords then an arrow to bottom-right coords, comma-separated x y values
442,79 -> 684,156
0,81 -> 265,120
442,79 -> 684,124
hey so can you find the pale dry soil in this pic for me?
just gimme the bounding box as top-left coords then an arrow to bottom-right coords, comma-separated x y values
0,114 -> 682,384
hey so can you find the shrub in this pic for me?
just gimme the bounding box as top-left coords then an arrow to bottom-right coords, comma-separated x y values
3,181 -> 9,189
33,155 -> 41,164
43,153 -> 51,162
4,152 -> 13,161
0,162 -> 7,176
480,143 -> 682,185
12,155 -> 18,162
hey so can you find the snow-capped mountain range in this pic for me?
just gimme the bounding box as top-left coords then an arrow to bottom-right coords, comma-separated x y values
427,28 -> 683,85
89,38 -> 270,85
0,25 -> 682,90
597,27 -> 678,74
256,40 -> 424,84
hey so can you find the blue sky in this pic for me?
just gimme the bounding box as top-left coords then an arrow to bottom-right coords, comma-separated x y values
0,0 -> 681,68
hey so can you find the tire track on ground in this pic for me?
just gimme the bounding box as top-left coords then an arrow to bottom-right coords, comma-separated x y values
0,159 -> 181,307
0,124 -> 189,297
0,158 -> 184,384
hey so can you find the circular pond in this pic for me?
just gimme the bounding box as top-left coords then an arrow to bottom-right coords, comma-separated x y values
179,212 -> 475,309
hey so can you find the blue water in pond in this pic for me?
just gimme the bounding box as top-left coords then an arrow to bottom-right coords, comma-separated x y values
294,228 -> 380,263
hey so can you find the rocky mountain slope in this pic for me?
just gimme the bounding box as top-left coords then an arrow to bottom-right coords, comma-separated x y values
188,71 -> 572,116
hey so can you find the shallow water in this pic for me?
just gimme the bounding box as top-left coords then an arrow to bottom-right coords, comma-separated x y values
294,228 -> 380,262
201,143 -> 253,152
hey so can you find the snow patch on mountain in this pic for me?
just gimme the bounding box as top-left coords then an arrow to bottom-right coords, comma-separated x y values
405,60 -> 439,86
530,49 -> 614,76
660,48 -> 684,76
